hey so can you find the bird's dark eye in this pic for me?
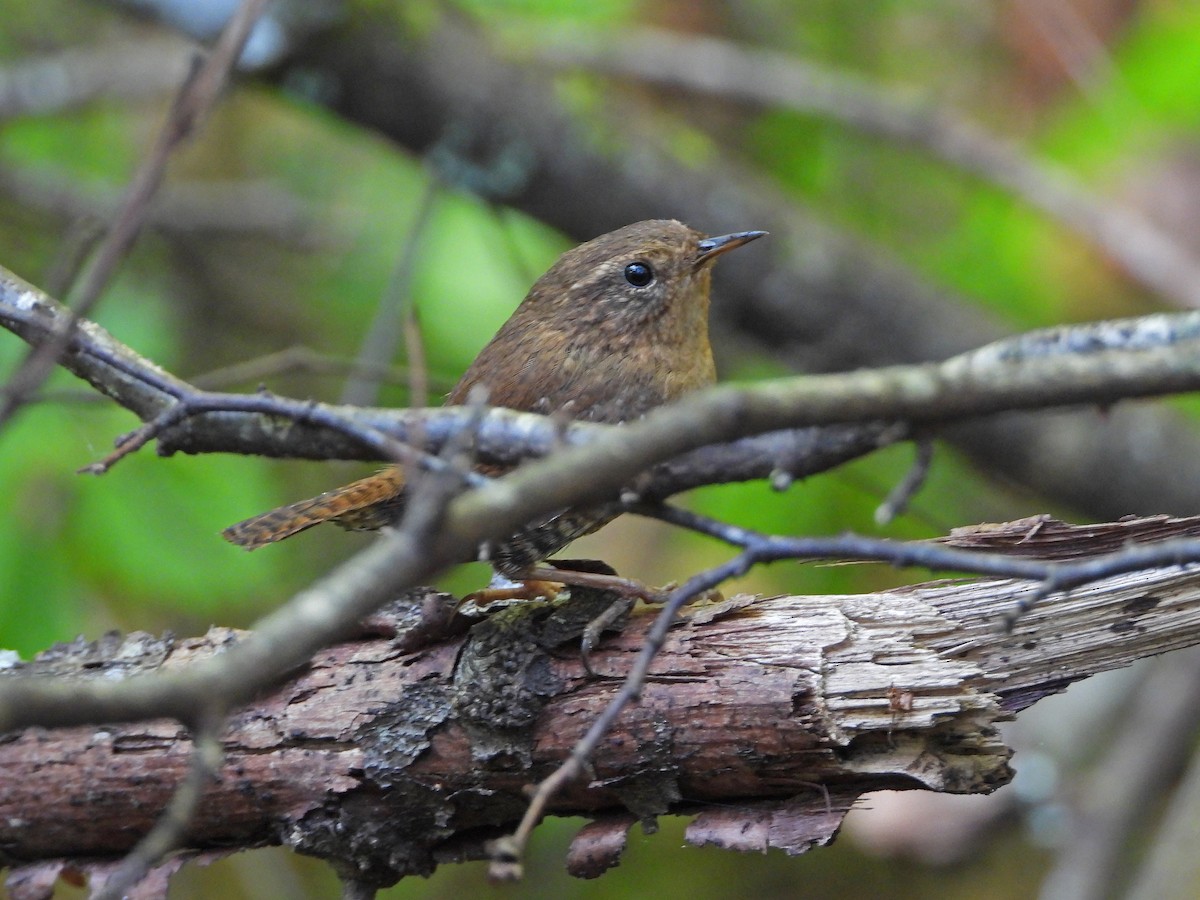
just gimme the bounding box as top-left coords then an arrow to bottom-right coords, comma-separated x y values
623,261 -> 654,287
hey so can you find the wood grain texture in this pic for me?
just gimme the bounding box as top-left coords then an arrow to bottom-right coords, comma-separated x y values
5,544 -> 1200,887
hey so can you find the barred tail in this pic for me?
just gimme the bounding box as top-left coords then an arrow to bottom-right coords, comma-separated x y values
222,468 -> 405,550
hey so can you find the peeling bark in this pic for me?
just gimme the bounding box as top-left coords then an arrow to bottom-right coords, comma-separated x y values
5,555 -> 1200,890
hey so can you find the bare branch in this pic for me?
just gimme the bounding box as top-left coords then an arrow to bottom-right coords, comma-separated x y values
0,0 -> 270,427
0,167 -> 324,247
875,437 -> 934,525
341,177 -> 439,408
530,28 -> 1200,310
93,713 -> 226,900
0,37 -> 191,119
4,262 -> 1200,493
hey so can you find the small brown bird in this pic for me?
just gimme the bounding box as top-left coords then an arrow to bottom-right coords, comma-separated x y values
223,220 -> 765,572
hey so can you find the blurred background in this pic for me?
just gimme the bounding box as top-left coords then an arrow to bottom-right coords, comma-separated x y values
3,0 -> 1200,897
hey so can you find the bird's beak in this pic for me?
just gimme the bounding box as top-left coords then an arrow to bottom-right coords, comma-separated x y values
695,230 -> 768,267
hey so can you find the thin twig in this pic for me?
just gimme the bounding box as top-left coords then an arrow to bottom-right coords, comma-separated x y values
1014,0 -> 1127,107
341,177 -> 440,408
489,546 -> 764,879
398,382 -> 492,535
6,261 -> 1200,477
875,436 -> 934,525
492,500 -> 1200,875
78,381 -> 491,497
0,0 -> 271,428
94,708 -> 226,900
59,332 -> 479,483
189,345 -> 454,393
645,502 -> 1200,606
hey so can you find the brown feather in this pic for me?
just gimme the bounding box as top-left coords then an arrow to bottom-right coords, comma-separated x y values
222,219 -> 763,567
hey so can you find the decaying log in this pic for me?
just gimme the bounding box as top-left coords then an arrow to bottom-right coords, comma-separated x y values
4,555 -> 1200,891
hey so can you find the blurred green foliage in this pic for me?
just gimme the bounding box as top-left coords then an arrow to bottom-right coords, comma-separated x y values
3,0 -> 1200,897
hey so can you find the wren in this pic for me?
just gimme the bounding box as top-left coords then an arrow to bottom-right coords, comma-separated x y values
223,220 -> 765,571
